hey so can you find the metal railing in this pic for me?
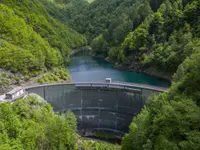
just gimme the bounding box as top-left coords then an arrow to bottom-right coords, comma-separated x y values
1,81 -> 168,102
25,82 -> 168,92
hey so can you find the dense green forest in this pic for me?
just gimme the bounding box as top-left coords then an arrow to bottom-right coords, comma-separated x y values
0,95 -> 77,149
0,0 -> 87,92
0,0 -> 87,74
0,0 -> 87,93
121,49 -> 200,149
66,0 -> 198,79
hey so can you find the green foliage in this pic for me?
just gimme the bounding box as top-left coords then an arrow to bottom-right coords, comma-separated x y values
0,74 -> 10,93
149,24 -> 194,72
91,34 -> 109,56
111,0 -> 199,75
0,71 -> 23,94
119,2 -> 200,147
121,50 -> 200,149
0,96 -> 77,150
37,67 -> 71,84
67,0 -> 153,58
0,0 -> 86,75
67,0 -> 198,76
78,139 -> 120,150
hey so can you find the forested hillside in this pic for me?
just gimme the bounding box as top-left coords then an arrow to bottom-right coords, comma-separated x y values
0,0 -> 87,93
40,0 -> 89,24
0,95 -> 77,149
0,0 -> 87,74
121,42 -> 200,150
67,0 -> 197,79
115,1 -> 200,149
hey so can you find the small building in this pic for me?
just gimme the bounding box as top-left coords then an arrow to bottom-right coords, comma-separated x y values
105,78 -> 112,83
5,87 -> 25,100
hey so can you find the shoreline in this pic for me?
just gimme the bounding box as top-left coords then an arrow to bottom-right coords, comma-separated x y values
114,65 -> 172,82
105,57 -> 172,83
71,48 -> 172,83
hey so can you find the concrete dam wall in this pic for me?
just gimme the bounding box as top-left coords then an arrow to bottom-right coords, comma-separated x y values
26,82 -> 166,137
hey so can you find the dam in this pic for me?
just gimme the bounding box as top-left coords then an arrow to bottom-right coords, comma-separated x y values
25,82 -> 167,138
0,51 -> 169,139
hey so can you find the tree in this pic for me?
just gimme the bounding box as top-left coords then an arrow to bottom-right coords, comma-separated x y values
91,34 -> 109,56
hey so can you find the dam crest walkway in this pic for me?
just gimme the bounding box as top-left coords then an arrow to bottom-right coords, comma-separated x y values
0,82 -> 168,102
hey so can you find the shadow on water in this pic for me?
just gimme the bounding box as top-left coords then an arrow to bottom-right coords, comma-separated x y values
68,50 -> 170,88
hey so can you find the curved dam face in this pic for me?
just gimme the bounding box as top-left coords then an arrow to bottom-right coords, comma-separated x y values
26,82 -> 166,137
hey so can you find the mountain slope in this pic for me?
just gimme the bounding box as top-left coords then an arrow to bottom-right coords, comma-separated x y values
0,0 -> 87,74
70,0 -> 152,45
0,4 -> 61,74
0,0 -> 87,93
67,0 -> 196,79
117,0 -> 195,75
119,1 -> 200,149
121,42 -> 200,150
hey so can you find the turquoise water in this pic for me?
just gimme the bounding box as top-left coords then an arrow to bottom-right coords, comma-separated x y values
68,51 -> 170,87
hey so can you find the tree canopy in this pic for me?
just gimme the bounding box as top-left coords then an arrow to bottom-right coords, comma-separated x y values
67,0 -> 197,77
0,95 -> 77,150
0,0 -> 87,76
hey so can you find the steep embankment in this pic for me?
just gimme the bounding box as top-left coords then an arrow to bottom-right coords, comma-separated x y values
0,0 -> 87,93
121,41 -> 200,150
117,0 -> 196,79
118,1 -> 200,149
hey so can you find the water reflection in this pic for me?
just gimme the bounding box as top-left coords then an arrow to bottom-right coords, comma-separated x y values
68,51 -> 170,87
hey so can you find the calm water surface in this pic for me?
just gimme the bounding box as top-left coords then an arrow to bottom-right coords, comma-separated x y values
68,51 -> 170,87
